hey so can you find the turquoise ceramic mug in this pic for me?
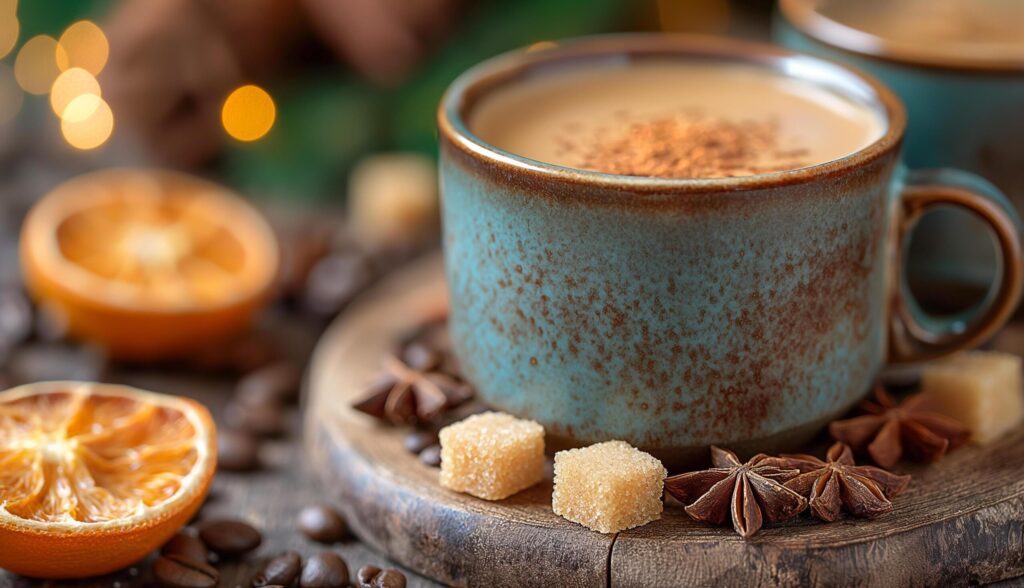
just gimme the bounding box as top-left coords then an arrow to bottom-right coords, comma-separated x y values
776,0 -> 1024,301
437,35 -> 1023,467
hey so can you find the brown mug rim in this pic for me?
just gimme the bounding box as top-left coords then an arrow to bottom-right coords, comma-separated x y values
778,0 -> 1024,74
437,33 -> 906,196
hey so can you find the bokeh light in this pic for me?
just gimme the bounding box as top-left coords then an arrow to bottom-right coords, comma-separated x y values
657,0 -> 729,33
61,94 -> 113,150
50,67 -> 101,117
221,85 -> 276,142
58,20 -> 109,75
14,35 -> 68,95
0,0 -> 18,60
0,63 -> 23,125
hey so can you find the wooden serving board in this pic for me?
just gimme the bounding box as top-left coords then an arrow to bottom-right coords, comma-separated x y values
306,254 -> 1024,587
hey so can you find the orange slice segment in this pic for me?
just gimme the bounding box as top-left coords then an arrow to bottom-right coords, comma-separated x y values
0,381 -> 216,578
21,168 -> 279,360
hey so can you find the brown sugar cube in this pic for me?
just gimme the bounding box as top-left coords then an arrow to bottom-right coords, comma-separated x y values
439,412 -> 545,500
347,153 -> 439,250
922,351 -> 1024,444
552,440 -> 667,534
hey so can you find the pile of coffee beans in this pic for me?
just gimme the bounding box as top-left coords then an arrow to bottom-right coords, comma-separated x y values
217,360 -> 301,472
403,430 -> 441,467
398,405 -> 489,469
277,220 -> 422,320
155,518 -> 262,587
154,513 -> 406,588
152,501 -> 413,587
387,318 -> 487,468
212,219 -> 430,475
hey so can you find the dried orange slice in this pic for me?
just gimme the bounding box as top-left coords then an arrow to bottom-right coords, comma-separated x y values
0,381 -> 216,578
21,168 -> 279,360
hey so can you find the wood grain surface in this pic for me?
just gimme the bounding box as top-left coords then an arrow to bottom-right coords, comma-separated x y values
308,253 -> 1024,588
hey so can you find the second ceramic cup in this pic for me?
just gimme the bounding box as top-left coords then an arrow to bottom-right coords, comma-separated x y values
776,0 -> 1024,299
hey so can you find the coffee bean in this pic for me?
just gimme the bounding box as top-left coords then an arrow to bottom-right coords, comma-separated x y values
439,400 -> 488,428
357,566 -> 406,588
302,253 -> 373,316
153,554 -> 218,588
401,319 -> 452,356
198,519 -> 262,557
300,552 -> 349,588
403,430 -> 438,455
252,550 -> 301,587
161,531 -> 209,563
217,429 -> 262,472
237,361 -> 301,407
224,400 -> 287,437
419,444 -> 441,467
231,335 -> 283,372
356,565 -> 381,586
278,223 -> 333,297
189,344 -> 237,373
372,569 -> 407,588
297,504 -> 347,543
192,332 -> 281,374
400,341 -> 440,371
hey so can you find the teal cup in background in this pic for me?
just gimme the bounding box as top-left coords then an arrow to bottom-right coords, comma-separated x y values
437,35 -> 1023,468
776,0 -> 1024,305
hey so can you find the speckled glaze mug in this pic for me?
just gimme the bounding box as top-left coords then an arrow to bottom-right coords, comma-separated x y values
437,35 -> 1023,467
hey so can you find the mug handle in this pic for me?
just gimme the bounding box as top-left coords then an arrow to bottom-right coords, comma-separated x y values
889,169 -> 1024,364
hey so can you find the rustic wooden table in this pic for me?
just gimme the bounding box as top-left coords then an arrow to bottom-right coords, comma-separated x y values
0,155 -> 439,587
6,330 -> 1024,588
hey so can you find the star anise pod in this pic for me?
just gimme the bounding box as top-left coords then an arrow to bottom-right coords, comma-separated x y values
352,355 -> 473,425
665,446 -> 807,538
829,386 -> 970,468
760,442 -> 911,522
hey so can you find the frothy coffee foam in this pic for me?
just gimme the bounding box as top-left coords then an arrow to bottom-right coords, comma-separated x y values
470,60 -> 886,179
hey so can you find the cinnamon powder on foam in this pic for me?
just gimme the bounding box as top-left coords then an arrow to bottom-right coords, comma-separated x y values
555,112 -> 811,179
